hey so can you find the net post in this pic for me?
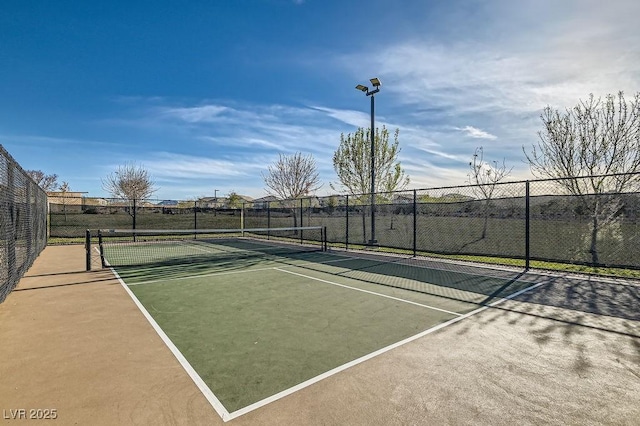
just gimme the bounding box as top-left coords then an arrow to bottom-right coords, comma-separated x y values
323,226 -> 328,251
98,230 -> 106,268
194,200 -> 197,238
85,229 -> 92,271
300,198 -> 304,228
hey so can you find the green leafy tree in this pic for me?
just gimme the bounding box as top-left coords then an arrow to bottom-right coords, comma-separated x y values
524,91 -> 640,265
227,191 -> 243,209
332,126 -> 409,242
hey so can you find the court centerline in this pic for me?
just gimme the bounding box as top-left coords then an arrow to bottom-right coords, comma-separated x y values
124,257 -> 357,286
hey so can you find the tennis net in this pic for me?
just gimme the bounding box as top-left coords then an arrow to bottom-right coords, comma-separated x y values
91,226 -> 327,268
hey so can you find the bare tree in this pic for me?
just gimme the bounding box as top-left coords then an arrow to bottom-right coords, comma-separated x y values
524,91 -> 640,265
102,163 -> 158,229
26,170 -> 58,191
262,152 -> 321,228
102,163 -> 158,201
332,126 -> 409,242
467,146 -> 512,239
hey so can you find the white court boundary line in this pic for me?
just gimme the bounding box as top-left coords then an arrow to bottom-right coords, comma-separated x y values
328,250 -> 530,282
274,267 -> 462,316
106,245 -> 548,422
109,266 -> 233,422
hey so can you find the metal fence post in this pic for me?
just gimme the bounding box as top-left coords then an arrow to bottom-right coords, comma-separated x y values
300,198 -> 304,244
241,203 -> 245,236
413,189 -> 417,257
525,181 -> 530,270
345,195 -> 349,251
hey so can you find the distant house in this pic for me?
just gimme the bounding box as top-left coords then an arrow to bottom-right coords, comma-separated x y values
157,200 -> 179,207
304,196 -> 321,208
197,197 -> 225,208
392,194 -> 414,204
197,195 -> 254,208
235,195 -> 254,205
46,191 -> 87,205
251,195 -> 278,209
82,197 -> 109,206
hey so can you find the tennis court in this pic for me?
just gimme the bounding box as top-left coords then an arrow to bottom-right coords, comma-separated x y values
95,226 -> 542,421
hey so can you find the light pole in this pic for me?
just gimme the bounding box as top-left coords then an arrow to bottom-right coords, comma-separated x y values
355,77 -> 381,245
214,189 -> 219,215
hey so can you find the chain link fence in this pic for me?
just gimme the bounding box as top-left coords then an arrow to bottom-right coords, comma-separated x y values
1,145 -> 48,303
51,173 -> 640,272
49,199 -> 242,239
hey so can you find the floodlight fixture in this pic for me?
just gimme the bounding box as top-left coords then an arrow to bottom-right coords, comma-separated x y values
370,77 -> 381,87
355,84 -> 368,92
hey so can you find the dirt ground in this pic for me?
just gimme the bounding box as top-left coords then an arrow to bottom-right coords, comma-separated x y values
1,245 -> 638,425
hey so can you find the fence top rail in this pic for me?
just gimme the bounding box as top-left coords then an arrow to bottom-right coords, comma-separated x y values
45,171 -> 640,208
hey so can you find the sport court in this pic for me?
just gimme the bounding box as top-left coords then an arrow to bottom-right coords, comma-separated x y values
2,242 -> 639,424
98,227 -> 542,421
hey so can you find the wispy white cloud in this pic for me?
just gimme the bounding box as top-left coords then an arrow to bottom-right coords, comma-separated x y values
143,152 -> 254,179
308,106 -> 370,128
456,126 -> 497,140
161,105 -> 229,123
0,134 -> 124,148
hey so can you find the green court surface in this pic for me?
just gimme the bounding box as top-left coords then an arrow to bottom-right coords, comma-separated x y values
107,240 -> 535,415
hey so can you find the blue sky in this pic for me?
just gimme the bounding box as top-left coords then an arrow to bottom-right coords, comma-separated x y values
2,0 -> 639,200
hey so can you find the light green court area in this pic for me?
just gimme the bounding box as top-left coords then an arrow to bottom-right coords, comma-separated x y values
110,243 -> 533,414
